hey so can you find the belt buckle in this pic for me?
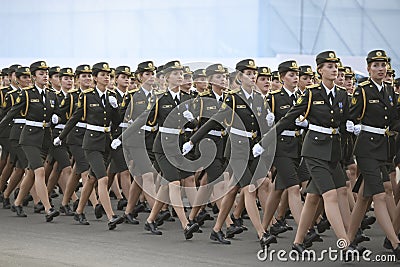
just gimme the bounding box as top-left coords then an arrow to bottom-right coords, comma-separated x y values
221,130 -> 226,137
331,128 -> 337,134
151,127 -> 155,132
42,121 -> 46,128
295,130 -> 300,137
179,128 -> 184,134
104,127 -> 110,132
251,131 -> 257,139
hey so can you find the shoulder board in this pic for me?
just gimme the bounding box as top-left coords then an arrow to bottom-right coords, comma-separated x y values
359,80 -> 370,87
67,88 -> 79,93
6,89 -> 18,95
199,91 -> 211,97
155,90 -> 166,95
23,86 -> 34,90
83,88 -> 94,94
336,85 -> 346,91
228,88 -> 241,95
127,88 -> 139,94
268,89 -> 281,94
47,87 -> 56,92
306,84 -> 320,89
107,89 -> 116,95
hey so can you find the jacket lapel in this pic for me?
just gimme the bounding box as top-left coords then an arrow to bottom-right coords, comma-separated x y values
94,90 -> 105,109
320,84 -> 332,107
166,91 -> 177,107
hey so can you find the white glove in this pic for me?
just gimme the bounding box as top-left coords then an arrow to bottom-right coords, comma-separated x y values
252,143 -> 265,158
354,124 -> 361,136
295,115 -> 308,127
51,114 -> 59,125
182,141 -> 194,156
111,139 -> 122,149
183,110 -> 194,122
108,96 -> 118,108
266,111 -> 275,127
53,137 -> 62,146
346,120 -> 354,133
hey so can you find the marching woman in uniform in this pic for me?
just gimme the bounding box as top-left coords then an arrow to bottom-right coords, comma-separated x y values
108,65 -> 132,211
261,60 -> 305,235
0,61 -> 60,222
186,63 -> 242,237
54,62 -> 124,230
48,68 -> 76,216
348,50 -> 400,259
58,65 -> 100,218
112,61 -> 159,225
1,67 -> 31,211
256,51 -> 357,253
183,59 -> 276,248
122,60 -> 200,239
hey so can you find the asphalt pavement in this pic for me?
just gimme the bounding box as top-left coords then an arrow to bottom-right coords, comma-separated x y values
0,196 -> 398,267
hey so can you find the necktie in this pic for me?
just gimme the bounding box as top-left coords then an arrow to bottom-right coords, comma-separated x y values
248,96 -> 253,108
174,95 -> 180,106
101,94 -> 106,107
290,94 -> 296,105
328,91 -> 334,105
380,87 -> 385,98
41,90 -> 46,103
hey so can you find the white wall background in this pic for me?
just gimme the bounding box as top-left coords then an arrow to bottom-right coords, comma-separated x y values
0,0 -> 398,75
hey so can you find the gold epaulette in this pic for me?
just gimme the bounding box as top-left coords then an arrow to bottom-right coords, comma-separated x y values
82,88 -> 94,94
199,91 -> 211,97
228,88 -> 240,94
22,86 -> 34,90
155,90 -> 166,95
127,88 -> 139,94
306,84 -> 320,89
268,89 -> 281,94
106,89 -> 116,95
67,88 -> 79,93
6,89 -> 18,95
359,80 -> 370,87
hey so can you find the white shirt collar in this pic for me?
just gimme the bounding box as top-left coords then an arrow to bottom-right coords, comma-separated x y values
10,84 -> 18,91
212,90 -> 223,101
168,88 -> 180,100
35,84 -> 45,94
322,82 -> 335,97
142,87 -> 152,97
60,89 -> 68,97
241,87 -> 253,100
283,87 -> 295,97
96,87 -> 105,98
371,79 -> 384,92
116,88 -> 125,97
